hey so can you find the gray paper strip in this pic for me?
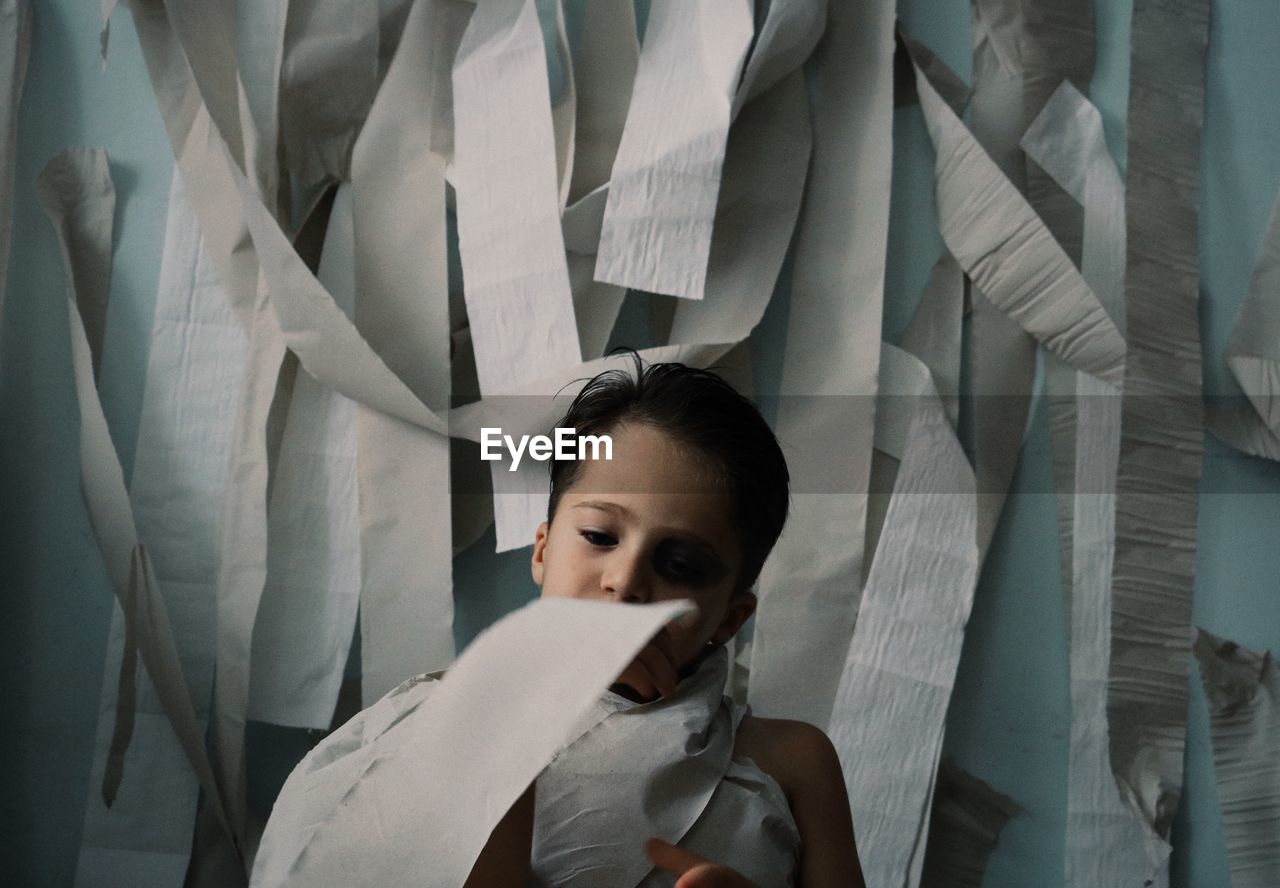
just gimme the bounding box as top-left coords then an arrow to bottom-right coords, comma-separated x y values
1106,0 -> 1210,854
919,759 -> 1022,888
1195,629 -> 1280,887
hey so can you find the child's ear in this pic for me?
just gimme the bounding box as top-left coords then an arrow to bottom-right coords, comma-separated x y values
530,521 -> 550,588
711,590 -> 756,645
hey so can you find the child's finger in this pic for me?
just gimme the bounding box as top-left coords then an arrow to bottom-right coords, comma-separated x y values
643,837 -> 705,875
635,642 -> 678,697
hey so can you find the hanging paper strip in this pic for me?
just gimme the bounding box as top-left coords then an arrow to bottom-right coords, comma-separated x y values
1106,0 -> 1210,861
593,0 -> 754,301
748,0 -> 894,728
1022,81 -> 1170,887
829,344 -> 979,888
59,165 -> 236,886
1195,629 -> 1280,888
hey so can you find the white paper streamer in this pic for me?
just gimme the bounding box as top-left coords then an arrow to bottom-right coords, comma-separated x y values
73,169 -> 240,886
748,0 -> 894,727
593,0 -> 754,301
830,344 -> 979,888
247,185 -> 361,729
251,598 -> 695,888
450,0 -> 580,395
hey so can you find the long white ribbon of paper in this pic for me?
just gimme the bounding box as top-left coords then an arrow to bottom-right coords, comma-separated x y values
830,344 -> 979,888
251,598 -> 695,888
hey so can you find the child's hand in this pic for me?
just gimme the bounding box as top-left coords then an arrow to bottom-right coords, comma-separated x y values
643,837 -> 761,888
613,628 -> 681,701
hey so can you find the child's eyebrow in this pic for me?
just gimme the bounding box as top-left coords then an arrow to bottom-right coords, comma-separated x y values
572,500 -> 727,562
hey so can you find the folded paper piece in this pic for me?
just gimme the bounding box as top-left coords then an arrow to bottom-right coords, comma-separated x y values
1194,629 -> 1280,887
1106,0 -> 1210,863
1022,81 -> 1170,887
1222,186 -> 1280,450
250,597 -> 694,888
0,0 -> 28,331
594,0 -> 754,301
919,758 -> 1022,888
829,344 -> 979,888
45,162 -> 236,885
908,45 -> 1126,388
748,0 -> 894,729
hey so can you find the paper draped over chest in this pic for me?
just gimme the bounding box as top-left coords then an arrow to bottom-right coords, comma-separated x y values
531,646 -> 799,888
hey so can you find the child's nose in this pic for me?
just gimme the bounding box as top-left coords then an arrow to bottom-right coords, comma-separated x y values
601,551 -> 650,603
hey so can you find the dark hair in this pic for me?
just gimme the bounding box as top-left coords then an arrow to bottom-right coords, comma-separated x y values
547,351 -> 790,593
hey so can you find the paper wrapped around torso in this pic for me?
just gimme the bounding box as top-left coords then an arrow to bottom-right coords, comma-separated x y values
255,642 -> 798,887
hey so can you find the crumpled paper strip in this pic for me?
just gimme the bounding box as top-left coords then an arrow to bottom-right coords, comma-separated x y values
907,42 -> 1126,388
0,0 -> 30,331
1194,629 -> 1280,887
919,758 -> 1022,888
964,0 -> 1038,560
250,598 -> 694,888
1106,0 -> 1210,852
1022,81 -> 1171,888
42,159 -> 236,885
747,0 -> 894,728
593,0 -> 754,301
829,344 -> 979,888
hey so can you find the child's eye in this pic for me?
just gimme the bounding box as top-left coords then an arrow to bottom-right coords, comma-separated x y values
580,530 -> 616,547
661,558 -> 707,585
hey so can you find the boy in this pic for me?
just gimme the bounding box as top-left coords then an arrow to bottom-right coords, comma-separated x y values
255,357 -> 865,887
469,356 -> 864,887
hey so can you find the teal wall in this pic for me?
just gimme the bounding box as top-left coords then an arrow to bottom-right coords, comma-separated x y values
3,1 -> 1279,886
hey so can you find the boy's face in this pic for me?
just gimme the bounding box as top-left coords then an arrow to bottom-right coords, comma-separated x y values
531,422 -> 757,680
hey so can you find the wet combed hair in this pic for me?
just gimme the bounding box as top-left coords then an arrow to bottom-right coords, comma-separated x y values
547,351 -> 790,594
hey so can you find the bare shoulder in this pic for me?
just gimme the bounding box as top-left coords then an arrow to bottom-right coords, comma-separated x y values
735,716 -> 867,888
734,716 -> 842,799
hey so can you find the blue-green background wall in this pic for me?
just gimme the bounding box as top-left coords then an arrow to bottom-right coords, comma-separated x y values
3,1 -> 1279,885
